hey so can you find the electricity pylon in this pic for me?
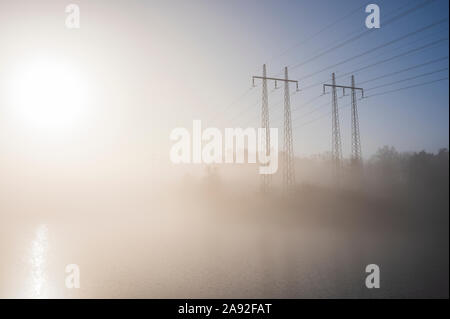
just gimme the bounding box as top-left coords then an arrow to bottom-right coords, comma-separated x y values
323,73 -> 364,186
261,64 -> 271,193
350,75 -> 362,168
283,67 -> 295,193
253,66 -> 298,193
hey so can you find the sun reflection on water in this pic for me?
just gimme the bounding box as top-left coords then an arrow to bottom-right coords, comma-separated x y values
29,224 -> 48,298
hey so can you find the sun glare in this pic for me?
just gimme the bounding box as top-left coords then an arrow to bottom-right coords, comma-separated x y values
8,57 -> 89,133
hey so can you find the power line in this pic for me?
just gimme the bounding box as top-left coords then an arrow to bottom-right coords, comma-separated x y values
345,25 -> 448,71
226,1 -> 443,128
289,0 -> 438,72
298,20 -> 448,91
266,3 -> 365,65
235,88 -> 297,128
292,94 -> 325,111
292,102 -> 337,130
289,54 -> 448,126
209,86 -> 256,125
272,0 -> 423,77
227,99 -> 259,125
288,56 -> 448,125
365,77 -> 449,98
286,57 -> 448,126
227,83 -> 291,126
215,2 -> 376,123
297,18 -> 448,81
292,99 -> 330,123
292,76 -> 449,130
365,67 -> 449,91
299,36 -> 448,92
358,56 -> 449,85
336,37 -> 448,79
218,0 -> 443,129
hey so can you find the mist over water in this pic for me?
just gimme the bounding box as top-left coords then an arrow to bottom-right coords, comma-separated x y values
0,0 -> 448,301
0,147 -> 448,298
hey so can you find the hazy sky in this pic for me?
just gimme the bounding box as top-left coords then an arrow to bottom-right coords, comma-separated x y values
0,0 -> 448,167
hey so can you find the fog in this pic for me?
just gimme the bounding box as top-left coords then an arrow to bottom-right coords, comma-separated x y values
0,146 -> 448,298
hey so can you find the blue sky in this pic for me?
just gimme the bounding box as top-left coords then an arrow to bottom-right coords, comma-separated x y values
0,0 -> 448,162
195,0 -> 450,158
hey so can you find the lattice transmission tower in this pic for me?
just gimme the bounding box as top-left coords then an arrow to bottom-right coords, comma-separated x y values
260,64 -> 271,193
350,75 -> 363,168
283,67 -> 295,192
323,73 -> 364,185
252,66 -> 298,193
331,73 -> 342,184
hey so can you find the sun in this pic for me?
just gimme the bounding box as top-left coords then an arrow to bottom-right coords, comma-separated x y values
8,56 -> 90,133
